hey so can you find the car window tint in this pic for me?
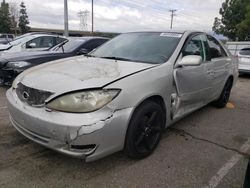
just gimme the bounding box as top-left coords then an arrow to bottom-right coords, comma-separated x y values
7,35 -> 14,39
183,35 -> 205,61
39,36 -> 55,48
83,39 -> 108,52
26,37 -> 42,48
26,36 -> 60,49
239,48 -> 250,56
207,35 -> 227,59
201,35 -> 211,61
56,37 -> 66,45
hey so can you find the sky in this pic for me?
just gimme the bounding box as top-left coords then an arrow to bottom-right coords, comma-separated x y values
7,0 -> 224,33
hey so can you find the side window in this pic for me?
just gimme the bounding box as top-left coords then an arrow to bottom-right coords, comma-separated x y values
207,35 -> 227,59
183,35 -> 206,61
39,36 -> 55,48
56,37 -> 67,45
81,39 -> 105,52
26,37 -> 42,48
7,35 -> 14,39
26,36 -> 56,49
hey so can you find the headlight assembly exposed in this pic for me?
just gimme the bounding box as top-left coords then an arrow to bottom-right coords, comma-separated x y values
46,89 -> 120,113
7,61 -> 31,68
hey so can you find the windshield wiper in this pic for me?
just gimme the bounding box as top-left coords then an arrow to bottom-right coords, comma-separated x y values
50,39 -> 69,52
100,56 -> 134,62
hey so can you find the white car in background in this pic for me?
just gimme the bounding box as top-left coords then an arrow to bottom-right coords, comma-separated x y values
0,33 -> 66,55
238,48 -> 250,74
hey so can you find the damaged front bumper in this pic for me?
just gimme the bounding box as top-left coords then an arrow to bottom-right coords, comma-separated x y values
6,89 -> 133,162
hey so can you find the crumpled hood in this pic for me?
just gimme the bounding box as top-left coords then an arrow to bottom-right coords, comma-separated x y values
15,56 -> 157,94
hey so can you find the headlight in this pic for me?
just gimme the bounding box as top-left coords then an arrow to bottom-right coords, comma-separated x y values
46,89 -> 120,113
7,61 -> 30,68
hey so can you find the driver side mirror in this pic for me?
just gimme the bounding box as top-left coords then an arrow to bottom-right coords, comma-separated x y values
28,43 -> 37,48
178,55 -> 202,67
77,48 -> 89,55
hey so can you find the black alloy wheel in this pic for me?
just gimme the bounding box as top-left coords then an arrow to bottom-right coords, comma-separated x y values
125,100 -> 165,159
213,79 -> 233,108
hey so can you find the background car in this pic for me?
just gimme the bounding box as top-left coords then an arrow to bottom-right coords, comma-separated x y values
0,37 -> 109,85
6,31 -> 238,162
0,33 -> 67,55
238,48 -> 250,74
0,33 -> 15,44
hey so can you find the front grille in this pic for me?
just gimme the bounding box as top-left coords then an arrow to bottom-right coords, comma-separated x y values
16,82 -> 54,106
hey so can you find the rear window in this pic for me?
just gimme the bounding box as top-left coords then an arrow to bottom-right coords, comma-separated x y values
239,48 -> 250,56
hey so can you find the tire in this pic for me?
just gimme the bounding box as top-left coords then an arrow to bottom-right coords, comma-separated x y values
213,79 -> 233,108
125,100 -> 165,159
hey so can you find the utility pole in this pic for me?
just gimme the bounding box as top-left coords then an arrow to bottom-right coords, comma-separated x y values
169,9 -> 177,29
64,0 -> 69,37
91,0 -> 94,34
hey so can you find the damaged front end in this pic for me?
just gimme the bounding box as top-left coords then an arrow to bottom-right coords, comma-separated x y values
7,83 -> 133,162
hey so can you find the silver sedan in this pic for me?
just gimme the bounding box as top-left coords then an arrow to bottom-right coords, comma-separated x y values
7,31 -> 238,162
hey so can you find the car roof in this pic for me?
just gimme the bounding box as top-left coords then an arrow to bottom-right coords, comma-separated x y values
15,33 -> 65,40
123,30 -> 203,34
66,36 -> 109,40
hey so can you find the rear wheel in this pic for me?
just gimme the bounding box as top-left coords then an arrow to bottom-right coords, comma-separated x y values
125,100 -> 165,159
213,79 -> 233,108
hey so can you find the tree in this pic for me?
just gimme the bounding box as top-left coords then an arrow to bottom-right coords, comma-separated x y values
9,2 -> 19,35
18,1 -> 29,34
213,0 -> 250,41
237,5 -> 250,40
0,0 -> 12,33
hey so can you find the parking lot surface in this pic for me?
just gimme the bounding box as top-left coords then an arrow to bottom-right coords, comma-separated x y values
0,77 -> 250,188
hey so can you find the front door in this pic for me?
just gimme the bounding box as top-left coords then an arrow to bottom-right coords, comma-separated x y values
173,34 -> 214,119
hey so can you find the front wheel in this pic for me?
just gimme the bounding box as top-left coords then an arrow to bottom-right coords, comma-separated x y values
213,79 -> 233,108
125,100 -> 165,159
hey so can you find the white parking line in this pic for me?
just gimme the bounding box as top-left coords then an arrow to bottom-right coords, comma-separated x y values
0,106 -> 7,109
206,139 -> 250,188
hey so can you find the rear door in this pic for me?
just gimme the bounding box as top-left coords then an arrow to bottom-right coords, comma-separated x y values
206,35 -> 229,98
173,34 -> 214,118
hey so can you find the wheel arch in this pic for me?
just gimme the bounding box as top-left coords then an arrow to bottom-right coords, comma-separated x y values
123,95 -> 167,155
227,75 -> 234,88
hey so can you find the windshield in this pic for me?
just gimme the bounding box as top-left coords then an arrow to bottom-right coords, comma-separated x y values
9,35 -> 33,46
53,39 -> 86,52
91,32 -> 182,64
